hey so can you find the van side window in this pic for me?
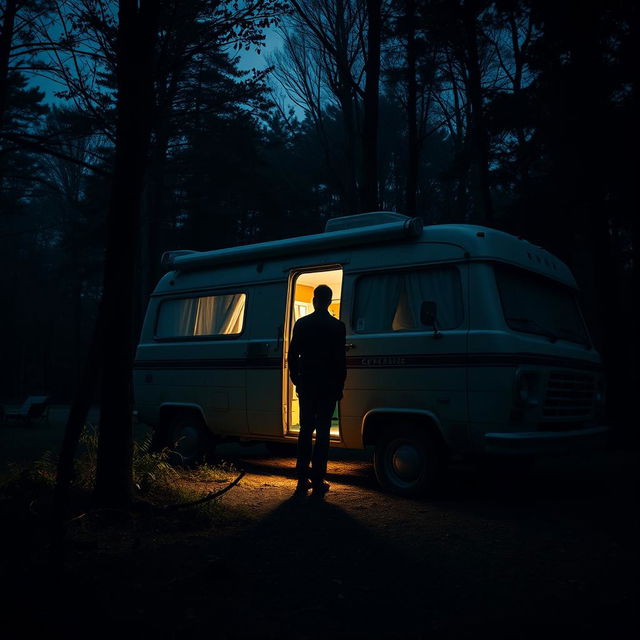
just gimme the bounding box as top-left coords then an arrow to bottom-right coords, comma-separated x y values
494,265 -> 589,345
353,267 -> 463,332
156,293 -> 246,338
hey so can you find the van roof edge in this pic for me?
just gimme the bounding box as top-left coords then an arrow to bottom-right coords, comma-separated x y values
165,217 -> 423,272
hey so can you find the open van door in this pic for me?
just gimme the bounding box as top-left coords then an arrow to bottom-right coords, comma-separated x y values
283,266 -> 344,441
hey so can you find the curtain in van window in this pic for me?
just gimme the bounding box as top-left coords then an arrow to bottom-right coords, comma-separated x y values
392,286 -> 416,330
353,274 -> 403,332
194,294 -> 246,335
157,293 -> 246,337
354,267 -> 463,332
220,295 -> 245,333
193,296 -> 216,335
156,298 -> 198,337
405,267 -> 463,330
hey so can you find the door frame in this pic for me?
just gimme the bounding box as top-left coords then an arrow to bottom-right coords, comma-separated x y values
282,263 -> 345,438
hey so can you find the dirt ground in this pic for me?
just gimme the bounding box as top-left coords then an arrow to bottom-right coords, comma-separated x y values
1,412 -> 638,638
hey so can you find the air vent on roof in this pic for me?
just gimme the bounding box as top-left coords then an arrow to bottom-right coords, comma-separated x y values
325,211 -> 411,232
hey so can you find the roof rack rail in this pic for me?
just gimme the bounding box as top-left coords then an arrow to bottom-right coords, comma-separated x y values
325,211 -> 413,232
163,216 -> 423,272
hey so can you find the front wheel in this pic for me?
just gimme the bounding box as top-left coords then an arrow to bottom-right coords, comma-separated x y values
166,414 -> 214,467
374,427 -> 444,497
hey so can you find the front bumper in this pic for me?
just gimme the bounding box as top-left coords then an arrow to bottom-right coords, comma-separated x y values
484,426 -> 609,455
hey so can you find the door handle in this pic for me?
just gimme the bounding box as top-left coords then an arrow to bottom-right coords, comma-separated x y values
345,343 -> 356,351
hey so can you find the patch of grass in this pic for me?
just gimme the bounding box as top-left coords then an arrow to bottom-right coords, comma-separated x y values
178,458 -> 240,484
0,427 -> 252,589
0,426 -> 244,531
0,455 -> 57,492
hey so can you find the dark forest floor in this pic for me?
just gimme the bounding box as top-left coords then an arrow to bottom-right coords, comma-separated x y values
0,412 -> 638,638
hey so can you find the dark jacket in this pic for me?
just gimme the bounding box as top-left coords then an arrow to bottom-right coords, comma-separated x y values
288,310 -> 347,400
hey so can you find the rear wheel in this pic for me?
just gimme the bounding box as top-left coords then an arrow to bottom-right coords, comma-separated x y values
165,413 -> 214,466
374,426 -> 444,497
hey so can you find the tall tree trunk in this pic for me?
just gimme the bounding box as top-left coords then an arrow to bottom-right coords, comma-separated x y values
338,87 -> 360,213
139,125 -> 169,335
505,9 -> 533,233
361,0 -> 381,211
51,314 -> 102,561
461,0 -> 493,224
508,10 -> 528,158
445,53 -> 470,221
405,0 -> 418,216
0,0 -> 17,131
140,60 -> 182,308
71,226 -> 84,382
630,5 -> 640,440
335,0 -> 359,213
524,6 -> 572,261
93,0 -> 157,509
630,206 -> 640,440
566,2 -> 624,433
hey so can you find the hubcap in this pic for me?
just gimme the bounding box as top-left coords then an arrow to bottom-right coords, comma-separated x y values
391,442 -> 422,482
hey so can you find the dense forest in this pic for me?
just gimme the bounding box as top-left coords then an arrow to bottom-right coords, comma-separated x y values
1,0 -> 637,437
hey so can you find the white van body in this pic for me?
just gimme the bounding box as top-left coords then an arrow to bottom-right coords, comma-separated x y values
134,212 -> 608,495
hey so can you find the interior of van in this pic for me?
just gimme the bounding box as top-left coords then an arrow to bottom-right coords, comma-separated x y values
287,267 -> 343,439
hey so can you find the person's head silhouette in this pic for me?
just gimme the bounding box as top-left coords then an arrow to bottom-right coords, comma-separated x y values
313,284 -> 333,311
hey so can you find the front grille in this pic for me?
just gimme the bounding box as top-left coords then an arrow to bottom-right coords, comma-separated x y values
543,371 -> 595,418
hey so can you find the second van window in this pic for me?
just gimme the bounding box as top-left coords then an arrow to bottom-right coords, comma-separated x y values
353,267 -> 463,332
156,293 -> 246,338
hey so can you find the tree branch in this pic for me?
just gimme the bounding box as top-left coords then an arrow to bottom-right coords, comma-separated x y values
0,131 -> 110,176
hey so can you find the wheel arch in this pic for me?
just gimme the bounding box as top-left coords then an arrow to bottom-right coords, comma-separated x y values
361,408 -> 449,455
157,402 -> 208,439
159,401 -> 207,421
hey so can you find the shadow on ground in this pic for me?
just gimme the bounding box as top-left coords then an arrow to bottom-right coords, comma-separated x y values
1,411 -> 637,638
5,450 -> 635,639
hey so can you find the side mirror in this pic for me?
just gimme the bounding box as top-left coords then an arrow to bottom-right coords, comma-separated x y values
420,300 -> 442,339
420,301 -> 437,326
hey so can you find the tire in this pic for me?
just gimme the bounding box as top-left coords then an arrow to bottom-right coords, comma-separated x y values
165,413 -> 214,467
374,426 -> 444,497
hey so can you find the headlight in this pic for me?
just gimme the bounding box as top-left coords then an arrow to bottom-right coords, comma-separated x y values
517,374 -> 530,404
594,378 -> 607,422
514,371 -> 539,407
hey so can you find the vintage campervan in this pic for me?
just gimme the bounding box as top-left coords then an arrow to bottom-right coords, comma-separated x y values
134,212 -> 608,496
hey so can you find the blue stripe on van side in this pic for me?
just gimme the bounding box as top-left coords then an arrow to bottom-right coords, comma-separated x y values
133,352 -> 601,372
348,353 -> 601,370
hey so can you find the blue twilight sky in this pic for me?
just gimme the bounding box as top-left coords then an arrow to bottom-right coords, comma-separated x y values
28,26 -> 284,106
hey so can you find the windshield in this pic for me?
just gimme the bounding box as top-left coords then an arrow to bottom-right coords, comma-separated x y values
494,264 -> 590,347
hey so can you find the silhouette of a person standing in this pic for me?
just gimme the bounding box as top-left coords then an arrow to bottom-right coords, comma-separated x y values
288,284 -> 347,498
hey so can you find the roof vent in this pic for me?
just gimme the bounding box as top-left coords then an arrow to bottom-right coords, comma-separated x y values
325,211 -> 411,233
